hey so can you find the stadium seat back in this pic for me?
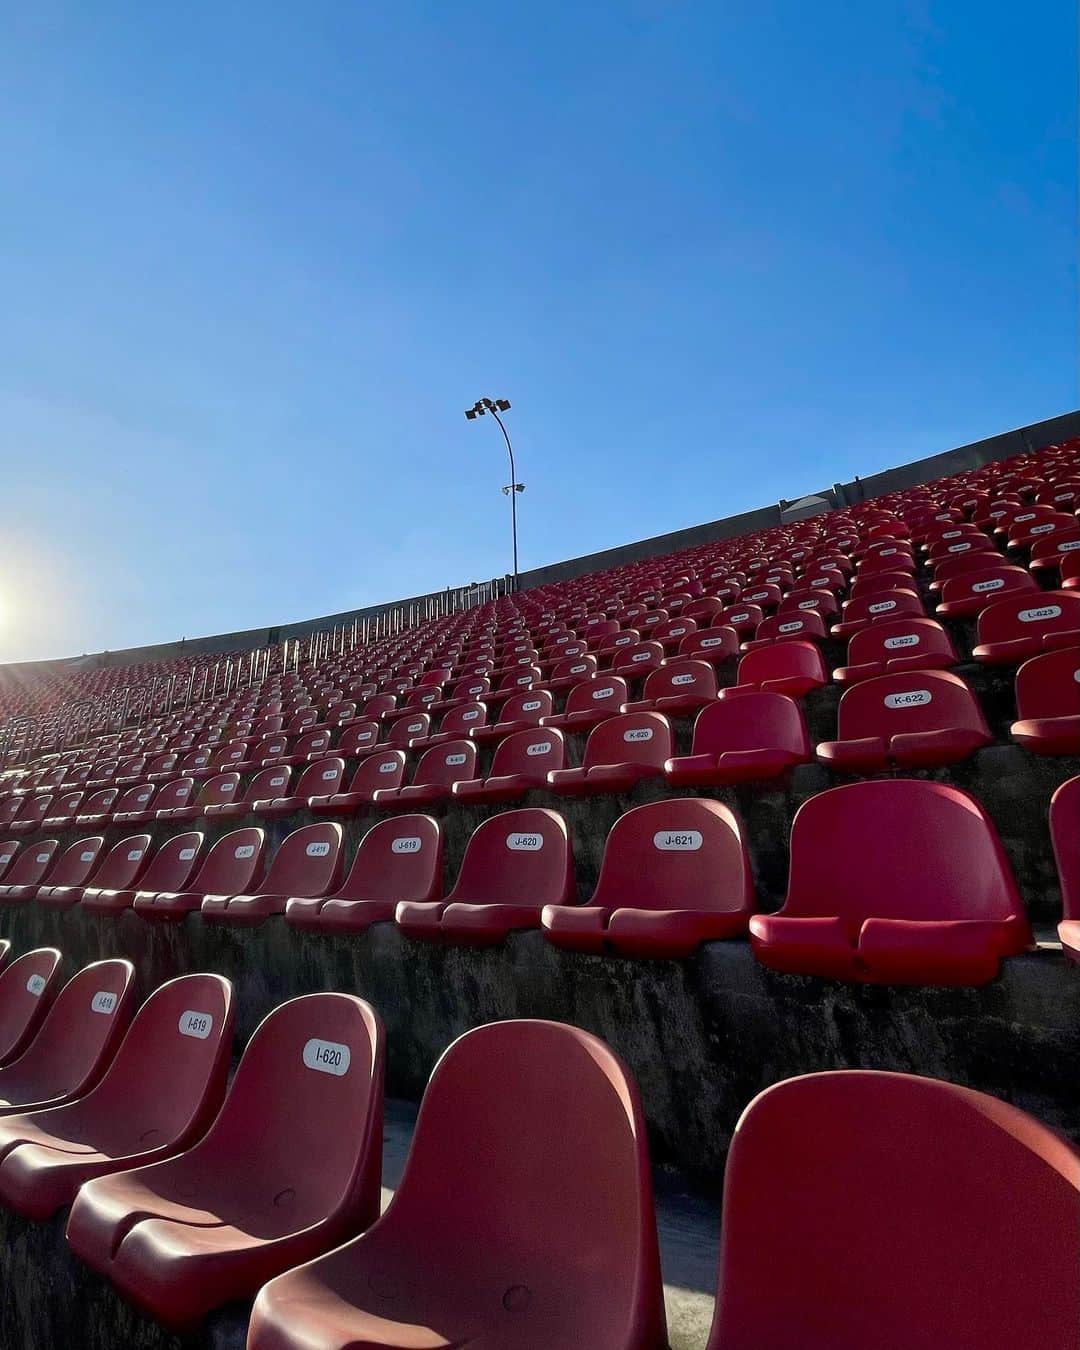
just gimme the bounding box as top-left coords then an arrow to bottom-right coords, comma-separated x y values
0,842 -> 20,882
45,836 -> 106,888
136,833 -> 204,893
87,835 -> 153,891
62,973 -> 234,1152
593,798 -> 752,915
786,781 -> 1022,930
189,829 -> 266,895
832,670 -> 989,743
410,740 -> 477,791
0,948 -> 63,1065
2,840 -> 60,887
1051,776 -> 1079,922
582,712 -> 673,772
446,809 -> 573,907
150,779 -> 194,813
344,751 -> 407,796
707,1071 -> 1080,1350
247,1020 -> 667,1348
245,766 -> 293,803
689,692 -> 810,756
336,720 -> 380,757
336,816 -> 443,904
261,824 -> 344,898
293,758 -> 346,799
0,959 -> 135,1110
1014,647 -> 1080,720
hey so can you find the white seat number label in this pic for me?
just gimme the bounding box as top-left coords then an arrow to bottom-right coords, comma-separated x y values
507,833 -> 543,851
885,690 -> 931,708
179,1011 -> 214,1039
654,831 -> 702,851
304,1038 -> 351,1075
92,992 -> 118,1015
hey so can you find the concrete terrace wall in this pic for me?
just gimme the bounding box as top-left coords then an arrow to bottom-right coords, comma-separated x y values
8,408 -> 1078,675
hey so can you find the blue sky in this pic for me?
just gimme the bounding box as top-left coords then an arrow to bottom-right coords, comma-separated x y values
0,1 -> 1075,662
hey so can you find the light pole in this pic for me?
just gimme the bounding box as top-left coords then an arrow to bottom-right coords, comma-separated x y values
465,397 -> 523,585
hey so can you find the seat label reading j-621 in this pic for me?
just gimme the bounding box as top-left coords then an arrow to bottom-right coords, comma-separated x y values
654,831 -> 702,851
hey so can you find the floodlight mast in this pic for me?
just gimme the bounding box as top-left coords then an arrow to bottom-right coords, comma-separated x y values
464,397 -> 522,585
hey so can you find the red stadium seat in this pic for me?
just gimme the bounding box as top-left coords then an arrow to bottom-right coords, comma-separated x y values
252,758 -> 346,818
540,675 -> 630,732
830,588 -> 925,637
664,692 -> 811,786
547,712 -> 672,796
74,787 -> 119,829
0,841 -> 61,905
1060,548 -> 1080,589
542,798 -> 753,957
118,777 -> 193,824
40,833 -> 152,911
133,828 -> 266,920
705,1071 -> 1080,1350
67,993 -> 384,1330
372,740 -> 478,809
741,608 -> 829,652
156,771 -> 240,821
452,727 -> 566,804
0,973 -> 234,1219
372,713 -> 431,753
0,842 -> 19,884
621,659 -> 719,715
610,640 -> 665,680
34,836 -> 107,906
817,671 -> 992,773
0,959 -> 134,1116
8,794 -> 54,835
39,791 -> 85,830
676,624 -> 739,666
1052,776 -> 1079,963
246,1020 -> 666,1350
934,563 -> 1038,615
202,822 -> 344,926
397,808 -> 574,945
205,765 -> 292,819
83,833 -> 204,916
409,700 -> 489,748
334,719 -> 381,758
721,640 -> 827,699
833,617 -> 958,684
1010,648 -> 1080,754
470,688 -> 554,742
0,949 -> 63,1068
749,780 -> 1031,984
287,816 -> 443,933
309,751 -> 407,814
972,590 -> 1080,664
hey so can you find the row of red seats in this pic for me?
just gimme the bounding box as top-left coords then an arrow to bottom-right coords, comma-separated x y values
1,644 -> 1073,838
0,952 -> 1075,1346
0,776 -> 1075,979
